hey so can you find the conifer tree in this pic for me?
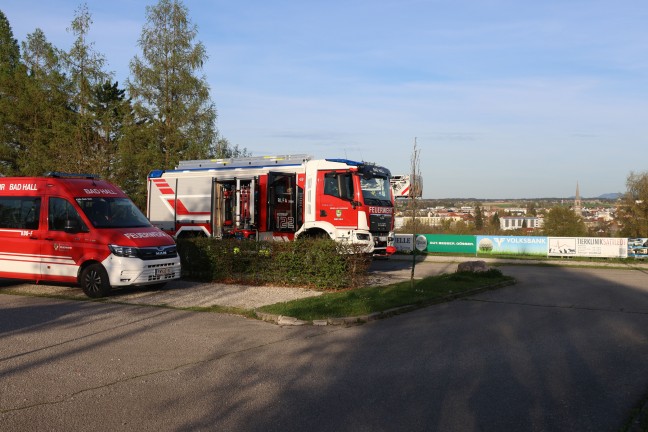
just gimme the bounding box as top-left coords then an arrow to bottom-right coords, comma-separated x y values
474,205 -> 484,231
63,3 -> 111,174
89,80 -> 134,180
0,11 -> 21,174
18,29 -> 74,175
128,0 -> 216,170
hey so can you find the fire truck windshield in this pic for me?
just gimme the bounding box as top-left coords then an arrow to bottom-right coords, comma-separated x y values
360,175 -> 392,206
77,197 -> 152,229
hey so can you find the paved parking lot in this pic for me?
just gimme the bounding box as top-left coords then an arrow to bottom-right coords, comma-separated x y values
2,261 -> 648,431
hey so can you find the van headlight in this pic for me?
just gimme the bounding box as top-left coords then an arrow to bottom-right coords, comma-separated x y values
109,244 -> 140,258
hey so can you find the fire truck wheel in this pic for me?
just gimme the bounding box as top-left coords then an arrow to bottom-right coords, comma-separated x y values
80,264 -> 111,298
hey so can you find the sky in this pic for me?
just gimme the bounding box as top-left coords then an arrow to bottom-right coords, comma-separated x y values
3,0 -> 648,199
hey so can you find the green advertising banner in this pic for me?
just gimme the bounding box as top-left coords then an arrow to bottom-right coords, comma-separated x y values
425,235 -> 477,254
476,236 -> 547,257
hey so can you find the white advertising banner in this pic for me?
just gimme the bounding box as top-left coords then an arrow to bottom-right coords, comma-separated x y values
548,237 -> 628,258
394,234 -> 414,252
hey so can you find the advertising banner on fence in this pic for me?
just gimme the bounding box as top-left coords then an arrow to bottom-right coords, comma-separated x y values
394,234 -> 414,252
476,236 -> 547,256
628,238 -> 648,258
548,237 -> 628,258
425,235 -> 477,254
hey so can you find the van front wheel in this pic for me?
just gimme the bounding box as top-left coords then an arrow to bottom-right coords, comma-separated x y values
81,264 -> 111,298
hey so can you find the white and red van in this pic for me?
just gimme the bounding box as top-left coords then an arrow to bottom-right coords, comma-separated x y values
0,173 -> 181,297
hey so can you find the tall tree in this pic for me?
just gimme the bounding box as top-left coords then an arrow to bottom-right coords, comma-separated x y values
491,211 -> 500,230
0,10 -> 22,174
128,0 -> 216,171
618,171 -> 648,237
474,205 -> 484,231
409,138 -> 422,288
89,80 -> 134,180
64,3 -> 111,174
542,206 -> 587,237
0,11 -> 19,71
17,28 -> 74,175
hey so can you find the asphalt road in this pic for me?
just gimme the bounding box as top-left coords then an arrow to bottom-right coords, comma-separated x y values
2,262 -> 648,431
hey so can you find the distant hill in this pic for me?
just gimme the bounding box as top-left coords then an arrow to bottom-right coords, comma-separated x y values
597,193 -> 622,200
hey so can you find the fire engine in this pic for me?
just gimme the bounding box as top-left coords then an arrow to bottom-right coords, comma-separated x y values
390,174 -> 423,198
147,154 -> 396,255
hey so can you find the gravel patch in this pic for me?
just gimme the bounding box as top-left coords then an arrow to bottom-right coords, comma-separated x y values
0,279 -> 323,309
0,272 -> 399,310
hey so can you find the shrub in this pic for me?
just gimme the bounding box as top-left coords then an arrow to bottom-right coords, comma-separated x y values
177,237 -> 372,290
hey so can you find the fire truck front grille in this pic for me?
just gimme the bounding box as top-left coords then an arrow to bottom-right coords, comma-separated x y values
370,214 -> 392,233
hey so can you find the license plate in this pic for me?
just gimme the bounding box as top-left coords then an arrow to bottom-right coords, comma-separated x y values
155,267 -> 172,276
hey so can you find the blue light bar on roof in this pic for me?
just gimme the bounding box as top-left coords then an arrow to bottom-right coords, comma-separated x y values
325,158 -> 363,166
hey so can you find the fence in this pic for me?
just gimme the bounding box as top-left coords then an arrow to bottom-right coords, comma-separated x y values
394,234 -> 648,259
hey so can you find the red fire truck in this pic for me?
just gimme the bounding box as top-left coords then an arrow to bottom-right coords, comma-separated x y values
147,154 -> 396,255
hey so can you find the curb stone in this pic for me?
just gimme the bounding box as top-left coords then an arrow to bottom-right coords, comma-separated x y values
277,315 -> 308,326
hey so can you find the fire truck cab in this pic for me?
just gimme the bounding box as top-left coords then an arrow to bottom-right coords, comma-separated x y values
0,173 -> 181,298
147,155 -> 396,255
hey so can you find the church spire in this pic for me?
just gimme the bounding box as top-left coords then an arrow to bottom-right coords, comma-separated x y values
574,181 -> 582,215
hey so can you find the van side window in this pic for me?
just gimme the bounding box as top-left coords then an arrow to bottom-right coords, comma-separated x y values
0,197 -> 41,229
48,197 -> 87,232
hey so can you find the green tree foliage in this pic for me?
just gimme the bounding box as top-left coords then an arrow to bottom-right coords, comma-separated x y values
0,11 -> 22,174
618,171 -> 648,237
474,205 -> 484,230
0,12 -> 19,71
89,80 -> 135,180
212,136 -> 249,158
17,29 -> 74,175
2,4 -> 242,207
63,4 -> 111,174
542,206 -> 587,237
128,0 -> 216,170
489,211 -> 501,233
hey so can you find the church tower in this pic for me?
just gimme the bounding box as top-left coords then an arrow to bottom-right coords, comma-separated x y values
574,182 -> 582,215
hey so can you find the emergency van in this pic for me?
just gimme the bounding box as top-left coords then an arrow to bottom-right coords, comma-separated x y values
0,173 -> 181,298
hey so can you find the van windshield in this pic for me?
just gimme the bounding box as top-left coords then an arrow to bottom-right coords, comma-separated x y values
77,197 -> 152,229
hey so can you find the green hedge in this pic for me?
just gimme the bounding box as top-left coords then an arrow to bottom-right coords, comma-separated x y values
176,238 -> 372,290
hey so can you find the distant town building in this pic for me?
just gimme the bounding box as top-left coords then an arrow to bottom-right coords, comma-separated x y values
504,207 -> 527,215
500,216 -> 543,231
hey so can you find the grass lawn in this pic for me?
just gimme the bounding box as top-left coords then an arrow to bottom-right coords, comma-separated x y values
257,269 -> 515,321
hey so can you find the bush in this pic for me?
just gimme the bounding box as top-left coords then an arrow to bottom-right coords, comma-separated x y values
177,237 -> 372,290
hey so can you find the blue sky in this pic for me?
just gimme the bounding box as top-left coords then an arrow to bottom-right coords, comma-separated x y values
3,0 -> 648,198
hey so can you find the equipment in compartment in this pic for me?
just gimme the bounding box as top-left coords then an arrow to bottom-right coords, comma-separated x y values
215,179 -> 258,240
